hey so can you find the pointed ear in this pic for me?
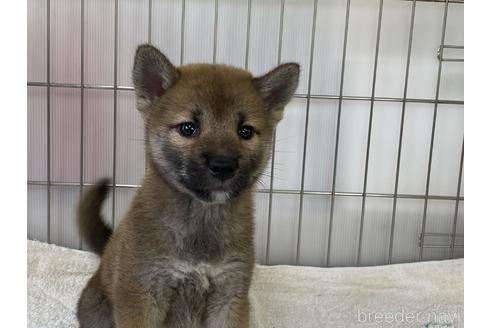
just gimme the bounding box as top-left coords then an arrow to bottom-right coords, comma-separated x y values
132,44 -> 180,111
253,63 -> 300,120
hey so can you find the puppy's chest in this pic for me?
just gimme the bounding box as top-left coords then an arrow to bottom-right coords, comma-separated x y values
170,206 -> 232,261
167,260 -> 231,288
178,226 -> 225,261
144,203 -> 246,301
147,259 -> 239,303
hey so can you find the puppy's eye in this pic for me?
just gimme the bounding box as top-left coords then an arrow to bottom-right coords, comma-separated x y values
178,122 -> 198,137
238,125 -> 254,140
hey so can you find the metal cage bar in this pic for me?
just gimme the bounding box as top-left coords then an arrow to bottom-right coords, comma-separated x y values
388,0 -> 417,264
46,0 -> 51,244
419,0 -> 450,261
403,0 -> 462,3
420,232 -> 463,248
244,0 -> 252,70
26,82 -> 464,106
180,0 -> 186,65
438,45 -> 464,62
265,0 -> 285,265
325,0 -> 351,267
213,0 -> 219,64
148,0 -> 152,43
26,180 -> 463,201
450,141 -> 464,258
423,244 -> 463,248
78,0 -> 85,250
356,0 -> 384,266
111,0 -> 119,228
295,0 -> 319,265
144,0 -> 153,173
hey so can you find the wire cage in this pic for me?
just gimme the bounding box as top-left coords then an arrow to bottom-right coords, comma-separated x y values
27,0 -> 464,268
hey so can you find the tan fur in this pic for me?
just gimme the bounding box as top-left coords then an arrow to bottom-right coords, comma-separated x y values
77,44 -> 299,328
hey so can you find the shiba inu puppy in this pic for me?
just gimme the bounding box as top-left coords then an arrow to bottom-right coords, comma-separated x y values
77,44 -> 299,328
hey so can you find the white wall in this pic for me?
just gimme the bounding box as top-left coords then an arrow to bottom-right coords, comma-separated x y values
27,0 -> 464,267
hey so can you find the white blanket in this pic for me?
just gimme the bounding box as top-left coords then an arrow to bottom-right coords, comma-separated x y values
28,240 -> 463,327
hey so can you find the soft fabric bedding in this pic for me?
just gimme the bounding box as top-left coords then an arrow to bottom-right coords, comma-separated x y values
27,240 -> 463,327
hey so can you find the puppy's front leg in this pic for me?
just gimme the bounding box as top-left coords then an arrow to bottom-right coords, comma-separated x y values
205,290 -> 250,328
112,288 -> 168,328
205,263 -> 252,328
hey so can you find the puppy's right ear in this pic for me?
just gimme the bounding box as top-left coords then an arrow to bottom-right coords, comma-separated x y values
132,44 -> 179,112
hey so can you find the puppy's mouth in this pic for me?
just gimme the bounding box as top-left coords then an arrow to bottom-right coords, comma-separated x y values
180,175 -> 248,204
188,187 -> 233,204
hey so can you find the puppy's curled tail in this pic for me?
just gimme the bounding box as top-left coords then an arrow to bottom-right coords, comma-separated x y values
77,178 -> 113,256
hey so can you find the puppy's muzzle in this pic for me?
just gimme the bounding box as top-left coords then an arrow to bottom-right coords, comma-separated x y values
205,155 -> 239,182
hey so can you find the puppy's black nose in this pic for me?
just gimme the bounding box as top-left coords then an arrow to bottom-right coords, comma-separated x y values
205,155 -> 239,181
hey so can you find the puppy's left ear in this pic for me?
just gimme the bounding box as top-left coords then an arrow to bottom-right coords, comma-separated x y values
132,44 -> 180,112
253,63 -> 300,122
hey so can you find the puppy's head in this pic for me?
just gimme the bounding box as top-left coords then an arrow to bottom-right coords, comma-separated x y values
133,44 -> 299,203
